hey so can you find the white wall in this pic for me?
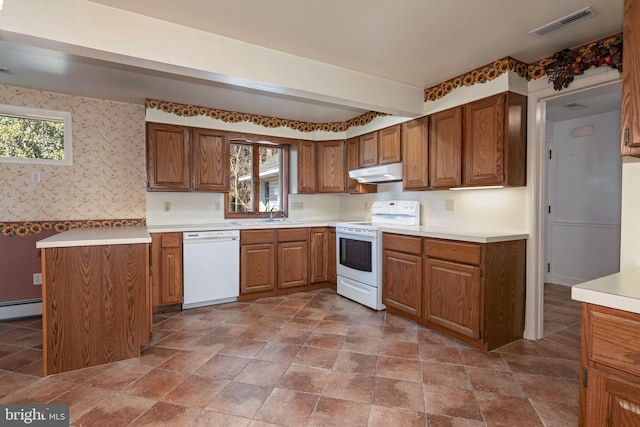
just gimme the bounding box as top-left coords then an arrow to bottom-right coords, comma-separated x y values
620,156 -> 640,270
546,111 -> 622,285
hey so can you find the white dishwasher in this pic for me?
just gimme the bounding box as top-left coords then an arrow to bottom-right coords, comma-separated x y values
182,229 -> 240,309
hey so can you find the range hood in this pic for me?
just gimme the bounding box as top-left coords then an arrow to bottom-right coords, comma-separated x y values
349,162 -> 403,184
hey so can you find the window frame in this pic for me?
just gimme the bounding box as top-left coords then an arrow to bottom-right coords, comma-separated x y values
224,135 -> 290,219
0,104 -> 73,166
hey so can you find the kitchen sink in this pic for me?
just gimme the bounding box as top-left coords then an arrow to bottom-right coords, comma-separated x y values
230,219 -> 303,226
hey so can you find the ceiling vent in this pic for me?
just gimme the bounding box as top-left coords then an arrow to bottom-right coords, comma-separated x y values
529,7 -> 598,38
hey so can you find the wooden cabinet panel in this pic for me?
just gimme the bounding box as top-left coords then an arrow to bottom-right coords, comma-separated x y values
42,243 -> 149,375
192,128 -> 229,192
585,369 -> 640,427
240,243 -> 276,293
278,241 -> 309,289
430,107 -> 462,188
423,239 -> 481,265
423,258 -> 481,339
383,233 -> 422,255
310,228 -> 328,283
621,0 -> 640,156
383,250 -> 422,317
463,92 -> 526,187
360,132 -> 378,168
151,232 -> 183,307
241,229 -> 276,245
589,309 -> 640,377
278,228 -> 308,242
345,137 -> 377,194
402,117 -> 429,190
328,228 -> 337,284
297,140 -> 317,194
317,140 -> 345,193
146,123 -> 190,191
378,125 -> 401,165
464,95 -> 504,186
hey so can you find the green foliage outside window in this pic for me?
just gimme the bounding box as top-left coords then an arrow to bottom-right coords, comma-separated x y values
0,115 -> 65,161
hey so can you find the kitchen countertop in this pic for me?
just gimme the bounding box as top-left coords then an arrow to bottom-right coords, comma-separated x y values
147,221 -> 528,243
571,268 -> 640,315
36,226 -> 151,249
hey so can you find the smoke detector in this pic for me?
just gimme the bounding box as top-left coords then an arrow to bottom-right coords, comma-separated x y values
529,7 -> 598,38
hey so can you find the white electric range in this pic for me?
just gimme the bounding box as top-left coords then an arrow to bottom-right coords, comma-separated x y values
335,200 -> 420,310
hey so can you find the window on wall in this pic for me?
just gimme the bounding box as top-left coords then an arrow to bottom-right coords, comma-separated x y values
0,104 -> 73,165
226,137 -> 289,217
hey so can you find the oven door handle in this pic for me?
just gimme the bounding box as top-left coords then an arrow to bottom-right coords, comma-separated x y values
336,229 -> 377,239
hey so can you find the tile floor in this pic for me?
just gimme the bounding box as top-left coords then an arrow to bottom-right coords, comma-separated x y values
0,283 -> 582,426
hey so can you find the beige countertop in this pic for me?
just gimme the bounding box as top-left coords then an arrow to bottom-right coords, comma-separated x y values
147,221 -> 528,244
571,268 -> 640,315
36,226 -> 151,249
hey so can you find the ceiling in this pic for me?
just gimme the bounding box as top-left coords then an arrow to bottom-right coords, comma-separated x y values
0,0 -> 625,123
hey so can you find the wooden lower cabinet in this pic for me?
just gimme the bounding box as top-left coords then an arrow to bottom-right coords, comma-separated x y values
382,234 -> 422,318
382,233 -> 525,351
240,228 -> 335,300
580,303 -> 640,426
151,232 -> 183,308
328,228 -> 337,284
423,258 -> 480,339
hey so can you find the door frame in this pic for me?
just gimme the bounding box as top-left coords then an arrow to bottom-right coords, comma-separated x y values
525,69 -> 622,340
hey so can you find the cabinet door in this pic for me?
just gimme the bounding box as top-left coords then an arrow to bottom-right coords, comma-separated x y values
378,125 -> 401,165
310,228 -> 328,283
360,132 -> 378,168
383,250 -> 422,317
241,243 -> 276,293
423,258 -> 481,339
278,241 -> 309,289
317,140 -> 345,193
621,0 -> 640,156
297,140 -> 316,194
192,128 -> 229,192
463,94 -> 504,186
430,107 -> 462,188
328,228 -> 337,284
146,123 -> 190,191
584,368 -> 640,426
151,233 -> 183,307
345,137 -> 359,192
402,117 -> 429,190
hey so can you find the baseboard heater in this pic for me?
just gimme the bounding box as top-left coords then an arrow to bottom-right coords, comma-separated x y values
0,299 -> 42,321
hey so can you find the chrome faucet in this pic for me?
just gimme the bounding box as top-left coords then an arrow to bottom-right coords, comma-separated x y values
269,207 -> 276,221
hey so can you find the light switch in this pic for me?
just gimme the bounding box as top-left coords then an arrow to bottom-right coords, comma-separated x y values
31,172 -> 40,183
445,199 -> 454,211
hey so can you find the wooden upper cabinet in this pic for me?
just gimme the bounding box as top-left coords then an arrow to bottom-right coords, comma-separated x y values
463,92 -> 526,187
378,124 -> 402,165
402,117 -> 429,190
621,0 -> 640,156
317,140 -> 345,193
430,107 -> 462,188
359,132 -> 378,168
192,128 -> 229,192
297,140 -> 316,194
345,137 -> 377,194
146,122 -> 190,191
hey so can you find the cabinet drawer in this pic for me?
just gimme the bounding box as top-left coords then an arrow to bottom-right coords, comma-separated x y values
383,233 -> 422,255
423,239 -> 481,265
278,228 -> 309,242
160,233 -> 181,248
241,229 -> 276,245
588,306 -> 640,378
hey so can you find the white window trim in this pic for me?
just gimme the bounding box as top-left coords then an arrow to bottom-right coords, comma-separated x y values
0,104 -> 73,166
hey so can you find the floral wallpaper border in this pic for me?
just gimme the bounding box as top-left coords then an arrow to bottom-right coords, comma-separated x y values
424,33 -> 622,101
146,33 -> 622,131
145,99 -> 388,133
1,219 -> 146,237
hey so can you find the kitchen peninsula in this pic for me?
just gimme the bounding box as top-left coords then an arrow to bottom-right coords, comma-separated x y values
36,226 -> 151,375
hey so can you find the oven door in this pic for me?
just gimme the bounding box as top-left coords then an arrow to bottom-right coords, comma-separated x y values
336,227 -> 378,287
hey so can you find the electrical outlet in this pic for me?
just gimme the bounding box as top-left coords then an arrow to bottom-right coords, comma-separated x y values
291,202 -> 303,211
33,273 -> 42,285
163,201 -> 171,212
215,201 -> 221,211
445,199 -> 454,212
31,172 -> 40,183
364,201 -> 369,211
